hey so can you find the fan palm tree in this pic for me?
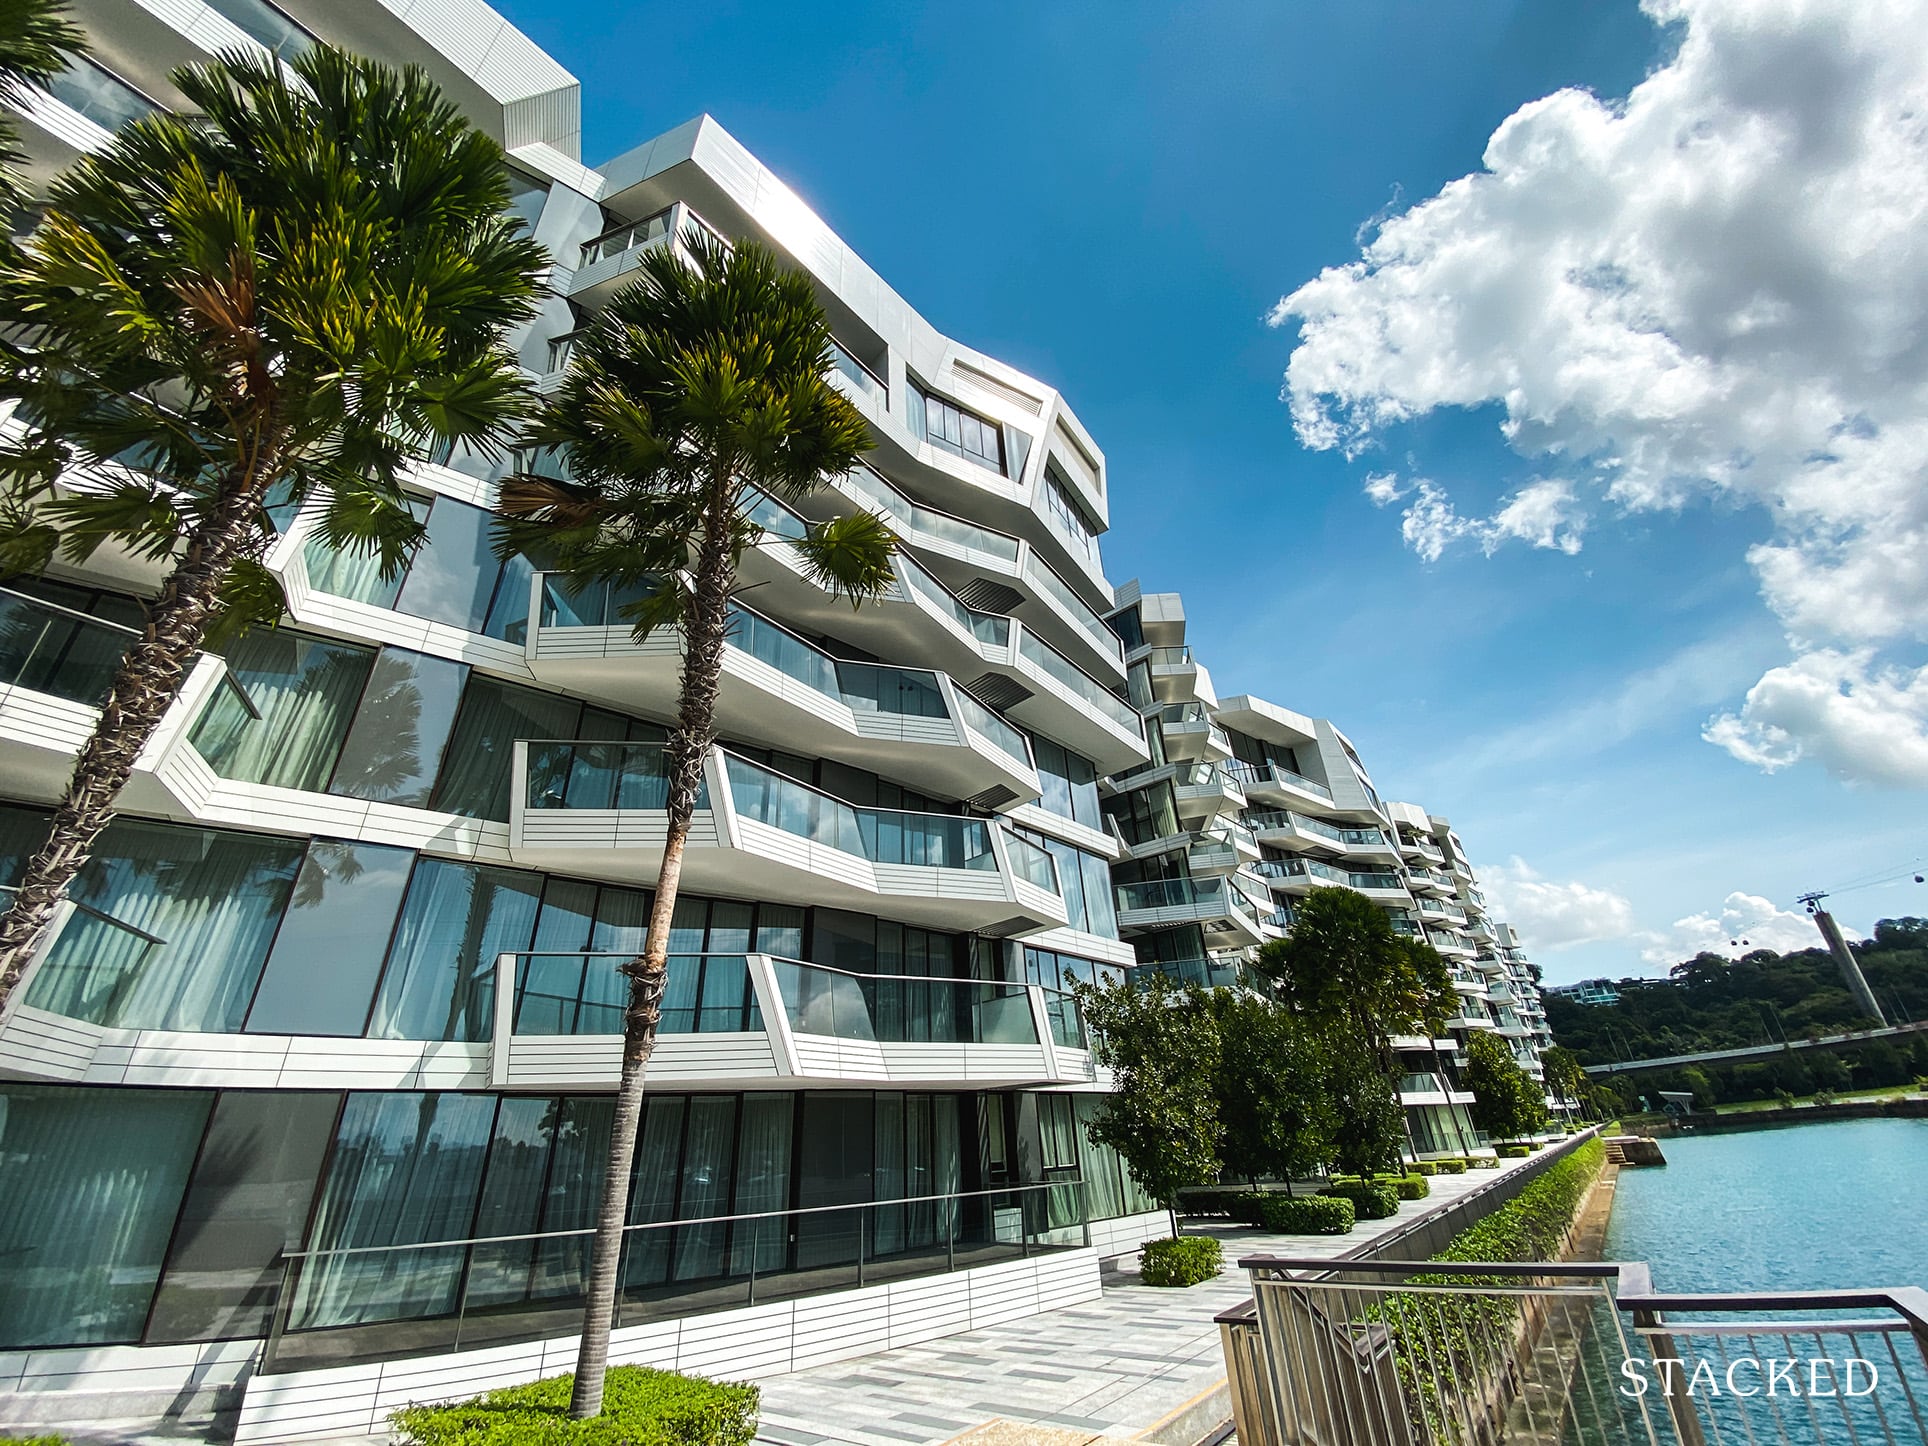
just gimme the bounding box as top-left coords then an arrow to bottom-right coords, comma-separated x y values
0,0 -> 84,225
495,232 -> 893,1417
0,45 -> 546,1008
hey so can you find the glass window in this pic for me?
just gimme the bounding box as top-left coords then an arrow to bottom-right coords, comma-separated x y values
366,859 -> 543,1041
911,385 -> 1007,474
327,648 -> 469,807
25,819 -> 303,1033
393,496 -> 530,641
246,842 -> 414,1035
303,495 -> 430,606
190,629 -> 373,790
45,55 -> 157,132
145,1091 -> 341,1342
430,676 -> 583,820
1044,462 -> 1098,559
1031,736 -> 1102,830
290,1092 -> 498,1329
504,167 -> 549,235
729,1093 -> 793,1275
462,1095 -> 560,1309
0,1084 -> 213,1348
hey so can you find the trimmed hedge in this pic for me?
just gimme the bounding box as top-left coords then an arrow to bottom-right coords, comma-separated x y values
1392,1174 -> 1430,1201
1468,1156 -> 1501,1169
1495,1144 -> 1532,1158
1236,1191 -> 1355,1234
1321,1180 -> 1401,1219
1409,1161 -> 1438,1177
389,1366 -> 757,1446
1433,1138 -> 1604,1265
1433,1157 -> 1468,1174
1140,1234 -> 1223,1286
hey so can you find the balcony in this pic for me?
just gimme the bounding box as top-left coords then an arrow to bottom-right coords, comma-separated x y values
490,950 -> 1082,1091
1223,758 -> 1335,811
568,203 -> 724,306
1172,761 -> 1247,825
1114,875 -> 1265,947
526,578 -> 1039,809
1149,702 -> 1232,763
1396,1071 -> 1474,1105
1252,856 -> 1410,904
0,587 -> 136,800
510,742 -> 1066,935
1129,644 -> 1199,704
823,465 -> 1125,682
1240,807 -> 1389,859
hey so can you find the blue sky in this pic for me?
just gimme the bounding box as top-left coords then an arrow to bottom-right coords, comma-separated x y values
497,0 -> 1928,983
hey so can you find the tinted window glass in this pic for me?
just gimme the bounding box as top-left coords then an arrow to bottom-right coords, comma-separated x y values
366,859 -> 543,1042
246,842 -> 414,1035
190,630 -> 373,790
328,648 -> 469,807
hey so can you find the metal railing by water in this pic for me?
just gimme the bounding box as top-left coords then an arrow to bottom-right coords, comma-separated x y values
1222,1255 -> 1928,1446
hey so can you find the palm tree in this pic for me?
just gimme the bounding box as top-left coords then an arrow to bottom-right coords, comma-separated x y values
495,233 -> 892,1417
0,0 -> 84,225
0,45 -> 546,1007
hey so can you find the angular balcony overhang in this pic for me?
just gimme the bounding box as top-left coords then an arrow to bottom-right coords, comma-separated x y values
1113,877 -> 1265,947
488,950 -> 1091,1092
523,580 -> 1040,811
1224,760 -> 1338,815
508,743 -> 1067,937
734,538 -> 1146,774
1172,766 -> 1246,826
1126,644 -> 1199,706
566,203 -> 714,308
1148,704 -> 1233,764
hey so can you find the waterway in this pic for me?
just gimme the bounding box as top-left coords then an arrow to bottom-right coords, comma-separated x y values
1604,1117 -> 1928,1292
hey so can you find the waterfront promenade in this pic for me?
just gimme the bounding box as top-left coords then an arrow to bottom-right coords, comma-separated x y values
753,1153 -> 1549,1446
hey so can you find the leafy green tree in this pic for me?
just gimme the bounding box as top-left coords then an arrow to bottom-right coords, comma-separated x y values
1077,975 -> 1223,1231
1212,990 -> 1333,1189
1254,886 -> 1456,1070
495,235 -> 889,1418
1463,1032 -> 1548,1141
1318,1025 -> 1409,1177
0,47 -> 544,1008
1543,1045 -> 1588,1118
0,0 -> 84,224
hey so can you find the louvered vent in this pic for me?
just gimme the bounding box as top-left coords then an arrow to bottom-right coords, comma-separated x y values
952,361 -> 1044,416
965,674 -> 1033,712
953,579 -> 1024,615
967,784 -> 1021,811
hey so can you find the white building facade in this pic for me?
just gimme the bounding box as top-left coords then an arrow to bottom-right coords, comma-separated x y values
0,1 -> 1167,1433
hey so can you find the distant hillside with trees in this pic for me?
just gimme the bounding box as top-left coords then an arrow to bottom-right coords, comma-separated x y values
1548,918 -> 1928,1111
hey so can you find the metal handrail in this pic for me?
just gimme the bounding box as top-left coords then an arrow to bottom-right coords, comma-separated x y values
276,1178 -> 1082,1262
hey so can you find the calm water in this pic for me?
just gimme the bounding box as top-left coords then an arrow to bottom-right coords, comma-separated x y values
1604,1117 -> 1928,1292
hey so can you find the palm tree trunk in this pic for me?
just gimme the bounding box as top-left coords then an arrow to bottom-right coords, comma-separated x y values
570,490 -> 735,1420
0,469 -> 270,1012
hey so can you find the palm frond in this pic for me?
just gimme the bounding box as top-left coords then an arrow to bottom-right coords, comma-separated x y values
792,509 -> 898,607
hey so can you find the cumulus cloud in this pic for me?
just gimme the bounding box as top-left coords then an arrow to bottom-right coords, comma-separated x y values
1273,0 -> 1928,784
1482,858 -> 1637,951
1638,891 -> 1821,965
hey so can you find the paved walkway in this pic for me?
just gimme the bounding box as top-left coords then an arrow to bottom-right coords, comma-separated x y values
754,1155 -> 1545,1446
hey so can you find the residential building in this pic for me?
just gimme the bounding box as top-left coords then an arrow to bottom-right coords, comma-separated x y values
0,1 -> 1167,1433
1544,978 -> 1623,1007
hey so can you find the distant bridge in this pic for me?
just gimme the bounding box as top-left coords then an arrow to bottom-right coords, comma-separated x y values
1582,1019 -> 1928,1077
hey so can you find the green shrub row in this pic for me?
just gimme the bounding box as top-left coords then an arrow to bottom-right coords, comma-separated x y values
1321,1180 -> 1401,1219
1140,1234 -> 1224,1287
1235,1191 -> 1356,1234
389,1365 -> 758,1446
1392,1174 -> 1430,1201
1468,1155 -> 1501,1169
1495,1144 -> 1532,1158
1433,1158 -> 1468,1174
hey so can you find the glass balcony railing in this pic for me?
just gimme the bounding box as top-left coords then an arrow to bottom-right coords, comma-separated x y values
45,56 -> 159,132
1136,645 -> 1193,666
724,754 -> 996,871
579,207 -> 674,267
523,740 -> 701,813
1014,629 -> 1142,734
0,587 -> 138,706
900,555 -> 1011,645
741,488 -> 809,542
205,0 -> 316,60
1115,875 -> 1261,928
1397,1072 -> 1452,1097
838,464 -> 1021,564
1224,759 -> 1334,801
1348,870 -> 1404,891
509,952 -> 759,1035
826,338 -> 888,406
1022,553 -> 1124,665
1152,702 -> 1210,726
1127,956 -> 1245,990
949,687 -> 1032,769
771,958 -> 1039,1045
1002,830 -> 1060,894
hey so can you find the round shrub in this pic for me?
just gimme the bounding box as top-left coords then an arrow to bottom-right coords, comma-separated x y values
1392,1173 -> 1430,1201
1139,1234 -> 1223,1287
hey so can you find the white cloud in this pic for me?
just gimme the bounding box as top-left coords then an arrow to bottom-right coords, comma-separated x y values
1703,649 -> 1928,784
1482,858 -> 1637,951
1638,891 -> 1821,965
1273,0 -> 1928,784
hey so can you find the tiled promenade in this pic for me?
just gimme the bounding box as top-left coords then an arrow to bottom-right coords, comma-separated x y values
753,1154 -> 1544,1446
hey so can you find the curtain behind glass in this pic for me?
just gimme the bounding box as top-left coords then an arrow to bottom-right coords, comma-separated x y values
290,1092 -> 497,1329
365,860 -> 542,1042
0,1085 -> 213,1348
728,1093 -> 792,1275
429,676 -> 582,820
189,629 -> 373,790
327,649 -> 469,807
304,495 -> 429,606
25,820 -> 303,1032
